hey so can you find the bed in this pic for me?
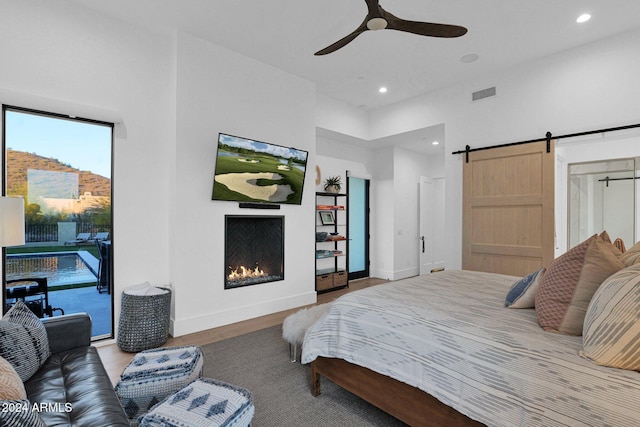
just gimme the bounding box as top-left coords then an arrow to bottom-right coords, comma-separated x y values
301,270 -> 640,427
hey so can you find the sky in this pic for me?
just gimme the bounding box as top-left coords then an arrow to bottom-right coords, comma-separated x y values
219,133 -> 308,162
5,110 -> 112,178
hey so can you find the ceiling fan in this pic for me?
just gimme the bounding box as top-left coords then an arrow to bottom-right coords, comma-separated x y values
315,0 -> 467,55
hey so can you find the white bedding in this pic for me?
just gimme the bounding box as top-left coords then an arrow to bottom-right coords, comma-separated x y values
302,270 -> 640,427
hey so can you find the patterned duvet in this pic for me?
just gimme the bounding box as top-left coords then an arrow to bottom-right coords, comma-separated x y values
301,270 -> 640,426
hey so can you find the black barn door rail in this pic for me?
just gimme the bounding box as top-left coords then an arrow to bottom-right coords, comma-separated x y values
452,122 -> 640,163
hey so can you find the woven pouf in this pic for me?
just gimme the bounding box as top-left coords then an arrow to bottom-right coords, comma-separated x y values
118,285 -> 171,352
139,378 -> 254,427
115,345 -> 204,426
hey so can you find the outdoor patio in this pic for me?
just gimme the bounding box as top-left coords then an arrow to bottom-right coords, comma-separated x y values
47,285 -> 112,338
6,245 -> 113,339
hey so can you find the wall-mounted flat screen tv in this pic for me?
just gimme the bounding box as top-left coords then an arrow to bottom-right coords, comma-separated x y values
212,133 -> 309,205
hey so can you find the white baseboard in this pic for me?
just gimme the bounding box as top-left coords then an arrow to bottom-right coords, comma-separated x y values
170,291 -> 317,337
370,267 -> 420,281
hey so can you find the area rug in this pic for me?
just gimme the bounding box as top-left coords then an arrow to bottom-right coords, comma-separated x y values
201,325 -> 407,427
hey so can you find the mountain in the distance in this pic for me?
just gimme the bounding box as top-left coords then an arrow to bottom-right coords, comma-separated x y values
6,149 -> 111,199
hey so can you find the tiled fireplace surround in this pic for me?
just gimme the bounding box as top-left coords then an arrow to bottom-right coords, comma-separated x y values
224,215 -> 284,289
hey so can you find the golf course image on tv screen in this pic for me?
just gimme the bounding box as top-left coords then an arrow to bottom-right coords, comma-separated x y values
212,133 -> 308,205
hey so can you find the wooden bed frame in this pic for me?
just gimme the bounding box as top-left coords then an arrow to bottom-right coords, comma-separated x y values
311,357 -> 484,427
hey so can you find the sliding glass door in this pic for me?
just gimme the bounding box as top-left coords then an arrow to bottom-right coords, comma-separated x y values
2,106 -> 114,339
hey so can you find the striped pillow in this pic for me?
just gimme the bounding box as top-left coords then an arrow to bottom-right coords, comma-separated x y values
0,355 -> 26,400
0,400 -> 46,427
581,264 -> 640,370
619,240 -> 640,266
0,301 -> 51,381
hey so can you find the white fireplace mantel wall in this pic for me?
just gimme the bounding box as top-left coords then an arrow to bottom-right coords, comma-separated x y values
0,2 -> 317,338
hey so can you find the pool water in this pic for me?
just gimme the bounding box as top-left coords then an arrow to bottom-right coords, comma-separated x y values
6,253 -> 98,287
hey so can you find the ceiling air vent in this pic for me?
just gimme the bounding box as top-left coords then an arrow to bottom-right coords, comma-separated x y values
472,86 -> 496,102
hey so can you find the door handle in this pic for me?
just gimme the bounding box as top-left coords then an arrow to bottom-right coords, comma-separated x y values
421,236 -> 425,253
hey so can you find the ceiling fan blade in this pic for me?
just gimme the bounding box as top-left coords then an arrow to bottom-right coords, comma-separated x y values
314,1 -> 467,56
384,10 -> 467,38
315,25 -> 368,56
364,0 -> 382,16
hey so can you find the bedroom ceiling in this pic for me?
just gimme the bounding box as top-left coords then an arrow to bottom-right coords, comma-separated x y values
69,0 -> 640,111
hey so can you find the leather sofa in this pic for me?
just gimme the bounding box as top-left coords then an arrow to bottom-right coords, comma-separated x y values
23,313 -> 129,426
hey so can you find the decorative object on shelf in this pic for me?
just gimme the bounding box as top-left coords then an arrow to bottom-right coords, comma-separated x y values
319,211 -> 335,225
323,176 -> 342,193
316,232 -> 329,242
317,204 -> 345,210
315,165 -> 322,185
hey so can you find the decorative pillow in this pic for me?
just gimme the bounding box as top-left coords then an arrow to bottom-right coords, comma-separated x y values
0,355 -> 26,400
505,268 -> 545,308
581,264 -> 640,370
598,230 -> 612,243
613,237 -> 626,253
599,230 -> 623,257
619,240 -> 640,267
535,234 -> 624,335
0,400 -> 46,427
0,301 -> 51,381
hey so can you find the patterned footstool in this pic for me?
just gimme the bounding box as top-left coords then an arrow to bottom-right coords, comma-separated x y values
139,378 -> 254,427
115,345 -> 204,426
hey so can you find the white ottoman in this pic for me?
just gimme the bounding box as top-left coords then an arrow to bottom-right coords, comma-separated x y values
115,345 -> 204,425
139,378 -> 254,427
282,303 -> 331,362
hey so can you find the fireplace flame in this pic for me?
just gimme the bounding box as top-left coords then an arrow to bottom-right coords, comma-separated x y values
228,265 -> 267,281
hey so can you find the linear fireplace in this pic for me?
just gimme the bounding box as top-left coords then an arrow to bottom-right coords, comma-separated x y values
224,215 -> 284,289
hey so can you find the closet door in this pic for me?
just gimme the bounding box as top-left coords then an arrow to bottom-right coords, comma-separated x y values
462,140 -> 555,276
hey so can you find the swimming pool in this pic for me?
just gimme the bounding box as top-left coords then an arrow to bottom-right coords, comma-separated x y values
6,252 -> 98,287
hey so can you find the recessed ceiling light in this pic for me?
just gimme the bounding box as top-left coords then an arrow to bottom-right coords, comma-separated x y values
460,53 -> 479,63
379,87 -> 388,94
577,13 -> 591,23
432,141 -> 440,146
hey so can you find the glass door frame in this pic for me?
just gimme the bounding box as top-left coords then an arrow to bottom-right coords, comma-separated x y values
2,104 -> 115,340
347,173 -> 370,280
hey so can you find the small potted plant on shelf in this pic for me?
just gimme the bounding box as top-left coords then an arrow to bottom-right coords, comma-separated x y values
323,176 -> 342,193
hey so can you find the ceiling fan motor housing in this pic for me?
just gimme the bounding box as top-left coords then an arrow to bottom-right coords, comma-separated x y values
367,17 -> 388,31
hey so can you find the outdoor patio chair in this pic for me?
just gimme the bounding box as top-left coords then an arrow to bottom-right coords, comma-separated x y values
96,239 -> 111,294
5,278 -> 64,318
64,232 -> 92,246
94,231 -> 110,241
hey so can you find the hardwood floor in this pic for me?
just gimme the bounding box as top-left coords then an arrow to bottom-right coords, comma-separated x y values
97,277 -> 388,384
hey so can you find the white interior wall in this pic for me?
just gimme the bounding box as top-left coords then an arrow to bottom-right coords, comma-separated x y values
315,94 -> 370,141
366,27 -> 640,269
392,148 -> 430,279
171,32 -> 317,336
0,0 -> 175,326
317,133 -> 442,280
0,0 -> 318,337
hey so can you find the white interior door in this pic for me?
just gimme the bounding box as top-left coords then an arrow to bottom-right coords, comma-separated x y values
418,177 -> 433,274
420,176 -> 446,275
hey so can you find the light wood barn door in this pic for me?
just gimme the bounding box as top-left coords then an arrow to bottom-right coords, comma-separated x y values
462,140 -> 555,276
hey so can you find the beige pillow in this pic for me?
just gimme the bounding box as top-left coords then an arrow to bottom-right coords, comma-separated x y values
599,230 -> 623,257
619,241 -> 640,266
535,234 -> 624,335
581,264 -> 640,370
0,355 -> 26,400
